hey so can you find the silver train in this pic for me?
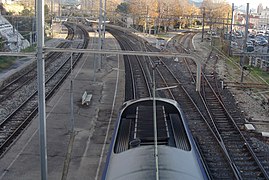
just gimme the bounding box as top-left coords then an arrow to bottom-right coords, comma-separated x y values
102,98 -> 209,180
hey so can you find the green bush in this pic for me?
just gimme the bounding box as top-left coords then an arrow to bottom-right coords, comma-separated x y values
0,56 -> 17,70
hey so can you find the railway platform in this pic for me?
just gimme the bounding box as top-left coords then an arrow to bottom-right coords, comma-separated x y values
0,32 -> 125,179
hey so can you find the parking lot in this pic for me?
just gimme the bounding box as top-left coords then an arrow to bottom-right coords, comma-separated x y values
208,29 -> 269,71
228,30 -> 269,53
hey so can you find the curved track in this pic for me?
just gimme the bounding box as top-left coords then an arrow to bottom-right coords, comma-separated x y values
108,27 -> 152,100
108,28 -> 269,179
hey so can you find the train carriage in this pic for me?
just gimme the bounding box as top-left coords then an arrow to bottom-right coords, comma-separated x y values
102,98 -> 209,180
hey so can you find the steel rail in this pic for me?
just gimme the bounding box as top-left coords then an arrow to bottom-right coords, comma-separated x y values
110,29 -> 152,99
156,33 -> 241,179
201,72 -> 269,179
0,24 -> 89,157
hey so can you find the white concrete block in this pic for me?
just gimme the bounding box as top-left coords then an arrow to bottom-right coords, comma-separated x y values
262,132 -> 269,137
244,124 -> 255,131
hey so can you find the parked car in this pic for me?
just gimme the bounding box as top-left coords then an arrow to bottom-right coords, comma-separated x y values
246,41 -> 253,46
246,45 -> 254,52
249,39 -> 256,44
231,41 -> 238,48
259,40 -> 268,46
249,34 -> 255,38
255,36 -> 266,45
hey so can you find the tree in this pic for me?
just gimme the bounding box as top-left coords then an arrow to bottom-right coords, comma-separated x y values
116,2 -> 129,14
20,8 -> 34,16
201,0 -> 232,29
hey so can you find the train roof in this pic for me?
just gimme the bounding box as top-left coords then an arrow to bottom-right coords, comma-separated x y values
115,98 -> 191,153
121,97 -> 180,110
105,145 -> 205,180
102,98 -> 208,180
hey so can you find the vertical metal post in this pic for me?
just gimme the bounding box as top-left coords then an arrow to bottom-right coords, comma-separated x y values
201,7 -> 205,42
152,66 -> 159,180
16,21 -> 19,52
98,0 -> 103,70
241,3 -> 249,83
93,31 -> 96,82
145,5 -> 150,34
59,0 -> 61,17
102,0 -> 107,64
103,0 -> 106,41
36,0 -> 47,179
222,16 -> 225,37
70,50 -> 74,132
267,34 -> 269,53
229,3 -> 234,56
30,32 -> 32,45
226,12 -> 229,34
196,63 -> 201,92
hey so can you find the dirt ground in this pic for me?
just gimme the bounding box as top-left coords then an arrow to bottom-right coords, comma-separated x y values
218,58 -> 269,132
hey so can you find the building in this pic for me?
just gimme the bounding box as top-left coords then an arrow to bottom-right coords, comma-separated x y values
258,8 -> 269,30
257,3 -> 263,14
249,14 -> 260,29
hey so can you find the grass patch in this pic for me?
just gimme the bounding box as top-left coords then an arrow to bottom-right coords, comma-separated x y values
22,45 -> 36,52
249,67 -> 269,84
156,34 -> 171,39
212,37 -> 269,84
0,56 -> 17,70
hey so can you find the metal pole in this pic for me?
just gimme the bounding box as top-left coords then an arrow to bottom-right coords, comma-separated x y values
196,62 -> 201,92
152,66 -> 159,180
93,31 -> 96,82
227,12 -> 229,34
16,21 -> 19,52
146,5 -> 149,33
201,7 -> 205,42
70,49 -> 74,132
98,0 -> 103,70
36,0 -> 48,178
102,0 -> 107,64
241,3 -> 249,83
229,3 -> 234,56
103,0 -> 106,42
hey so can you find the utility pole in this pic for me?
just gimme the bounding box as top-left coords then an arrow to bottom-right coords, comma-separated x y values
102,0 -> 107,64
241,3 -> 249,83
58,0 -> 61,17
201,7 -> 205,42
98,0 -> 103,70
229,3 -> 234,56
36,0 -> 47,179
144,5 -> 149,33
226,12 -> 229,34
103,0 -> 107,42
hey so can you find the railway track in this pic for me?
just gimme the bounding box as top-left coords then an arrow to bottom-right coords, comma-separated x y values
108,28 -> 269,179
0,23 -> 89,156
147,47 -> 240,179
0,27 -> 75,102
201,73 -> 269,179
174,32 -> 269,179
108,27 -> 152,100
108,29 -> 236,178
201,51 -> 269,179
